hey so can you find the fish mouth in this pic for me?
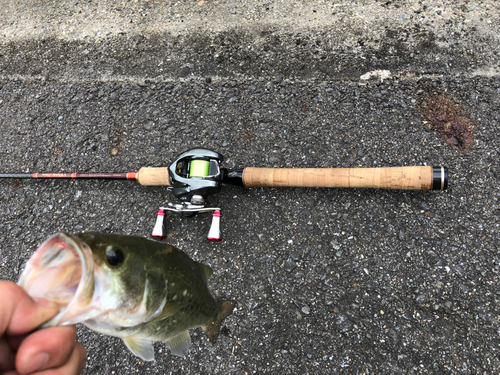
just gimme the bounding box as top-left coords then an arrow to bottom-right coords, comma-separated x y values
18,233 -> 95,326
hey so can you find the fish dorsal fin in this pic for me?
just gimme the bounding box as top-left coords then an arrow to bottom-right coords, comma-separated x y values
166,330 -> 192,357
150,301 -> 187,322
123,336 -> 155,361
200,264 -> 213,280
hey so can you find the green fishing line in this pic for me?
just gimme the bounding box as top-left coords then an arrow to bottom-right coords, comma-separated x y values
189,160 -> 210,177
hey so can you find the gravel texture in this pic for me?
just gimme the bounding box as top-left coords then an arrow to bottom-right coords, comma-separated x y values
1,1 -> 500,374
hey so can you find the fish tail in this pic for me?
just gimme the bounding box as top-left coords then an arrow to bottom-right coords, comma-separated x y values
203,299 -> 236,343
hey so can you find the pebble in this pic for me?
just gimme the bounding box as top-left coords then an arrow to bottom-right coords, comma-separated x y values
289,250 -> 301,261
284,258 -> 296,272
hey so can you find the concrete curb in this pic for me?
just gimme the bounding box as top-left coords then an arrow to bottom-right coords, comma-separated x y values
1,1 -> 499,82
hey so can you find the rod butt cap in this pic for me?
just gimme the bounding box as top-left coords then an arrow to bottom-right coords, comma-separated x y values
432,166 -> 448,190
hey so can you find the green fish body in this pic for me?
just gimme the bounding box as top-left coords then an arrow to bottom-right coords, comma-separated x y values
18,232 -> 236,361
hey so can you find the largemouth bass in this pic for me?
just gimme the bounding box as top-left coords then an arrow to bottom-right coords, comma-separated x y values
18,232 -> 236,361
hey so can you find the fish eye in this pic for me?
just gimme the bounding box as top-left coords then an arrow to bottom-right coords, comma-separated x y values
105,246 -> 125,267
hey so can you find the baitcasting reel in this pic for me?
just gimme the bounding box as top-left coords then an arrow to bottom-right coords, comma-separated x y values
151,148 -> 241,241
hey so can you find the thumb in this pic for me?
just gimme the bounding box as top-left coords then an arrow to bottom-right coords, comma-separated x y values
0,281 -> 59,336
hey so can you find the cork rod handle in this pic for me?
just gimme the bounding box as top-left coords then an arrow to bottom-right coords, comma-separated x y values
242,166 -> 448,190
136,167 -> 171,186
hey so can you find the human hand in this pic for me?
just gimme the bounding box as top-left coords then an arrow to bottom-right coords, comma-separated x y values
0,281 -> 86,374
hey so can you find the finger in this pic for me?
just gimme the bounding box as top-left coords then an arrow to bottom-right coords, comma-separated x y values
5,333 -> 28,352
15,326 -> 78,374
0,281 -> 59,336
63,342 -> 87,375
33,342 -> 87,375
52,342 -> 87,375
0,336 -> 15,373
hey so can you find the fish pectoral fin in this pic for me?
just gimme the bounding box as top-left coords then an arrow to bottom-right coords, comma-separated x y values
200,263 -> 213,280
203,299 -> 237,343
150,301 -> 187,322
165,330 -> 192,357
123,336 -> 155,361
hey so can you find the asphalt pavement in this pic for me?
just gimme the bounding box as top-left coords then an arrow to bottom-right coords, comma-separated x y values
1,1 -> 499,374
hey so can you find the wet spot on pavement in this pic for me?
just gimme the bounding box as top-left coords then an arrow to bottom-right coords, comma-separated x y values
418,86 -> 473,151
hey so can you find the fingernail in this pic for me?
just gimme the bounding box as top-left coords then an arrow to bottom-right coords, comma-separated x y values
32,296 -> 58,309
23,352 -> 49,373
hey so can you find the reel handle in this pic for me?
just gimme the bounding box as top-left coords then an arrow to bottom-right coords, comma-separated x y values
242,166 -> 448,190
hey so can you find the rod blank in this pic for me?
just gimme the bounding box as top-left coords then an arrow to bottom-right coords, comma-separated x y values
0,172 -> 137,180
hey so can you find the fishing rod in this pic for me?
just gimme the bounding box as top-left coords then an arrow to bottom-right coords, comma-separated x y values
0,148 -> 448,241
